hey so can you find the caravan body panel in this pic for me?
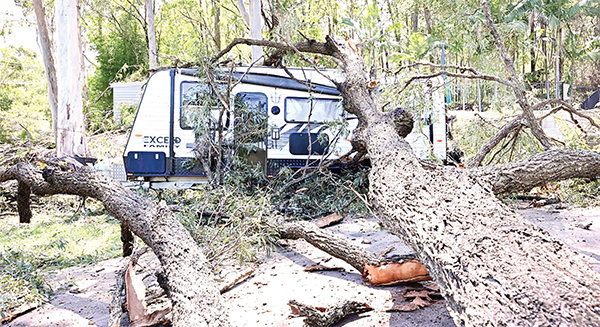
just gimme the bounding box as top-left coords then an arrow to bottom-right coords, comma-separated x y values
123,67 -> 446,185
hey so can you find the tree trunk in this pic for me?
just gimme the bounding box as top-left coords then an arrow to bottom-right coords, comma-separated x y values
212,0 -> 221,52
0,163 -> 231,327
17,181 -> 32,224
468,149 -> 600,195
32,0 -> 58,143
249,0 -> 262,62
56,0 -> 89,157
529,9 -> 535,74
333,29 -> 600,324
363,121 -> 600,326
145,0 -> 158,69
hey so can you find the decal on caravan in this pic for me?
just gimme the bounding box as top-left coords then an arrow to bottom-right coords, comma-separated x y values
123,67 -> 446,188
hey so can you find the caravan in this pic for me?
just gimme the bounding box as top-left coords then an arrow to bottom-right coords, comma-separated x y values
122,67 -> 446,188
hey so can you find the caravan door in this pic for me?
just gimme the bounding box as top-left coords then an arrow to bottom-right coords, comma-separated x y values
234,92 -> 268,171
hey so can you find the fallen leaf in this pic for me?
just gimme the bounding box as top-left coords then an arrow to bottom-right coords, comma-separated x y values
423,282 -> 440,292
295,187 -> 309,194
287,303 -> 300,315
403,290 -> 431,301
387,296 -> 431,312
315,212 -> 344,228
411,296 -> 431,308
315,307 -> 327,312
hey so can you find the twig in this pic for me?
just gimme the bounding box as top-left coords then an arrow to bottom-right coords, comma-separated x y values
273,31 -> 337,85
397,62 -> 478,75
219,267 -> 256,294
474,113 -> 500,129
397,71 -> 515,95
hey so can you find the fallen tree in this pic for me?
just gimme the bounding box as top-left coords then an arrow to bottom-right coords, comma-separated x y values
0,162 -> 231,327
211,12 -> 600,327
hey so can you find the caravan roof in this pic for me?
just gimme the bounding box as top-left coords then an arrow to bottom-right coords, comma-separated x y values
179,66 -> 342,96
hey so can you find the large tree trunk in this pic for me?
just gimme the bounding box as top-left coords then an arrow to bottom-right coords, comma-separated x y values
333,33 -> 600,324
55,0 -> 89,157
32,0 -> 58,143
0,163 -> 231,327
216,31 -> 600,326
364,121 -> 600,325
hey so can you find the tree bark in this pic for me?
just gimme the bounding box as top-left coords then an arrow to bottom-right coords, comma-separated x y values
364,121 -> 600,326
468,149 -> 600,195
288,299 -> 372,327
56,0 -> 89,157
0,163 -> 231,327
17,181 -> 32,224
279,221 -> 381,273
32,0 -> 58,143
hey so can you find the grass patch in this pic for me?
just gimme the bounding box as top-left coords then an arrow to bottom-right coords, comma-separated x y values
0,196 -> 122,315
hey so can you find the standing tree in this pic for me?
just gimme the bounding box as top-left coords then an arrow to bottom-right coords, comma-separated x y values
32,0 -> 58,143
55,0 -> 89,157
145,0 -> 158,69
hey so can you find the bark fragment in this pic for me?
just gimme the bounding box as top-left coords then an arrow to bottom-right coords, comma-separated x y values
363,260 -> 431,286
288,299 -> 372,327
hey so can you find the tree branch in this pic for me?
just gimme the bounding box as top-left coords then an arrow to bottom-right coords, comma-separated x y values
398,71 -> 515,94
0,163 -> 231,327
212,37 -> 340,63
467,149 -> 600,194
465,116 -> 524,168
480,0 -> 554,150
532,99 -> 600,130
397,62 -> 478,75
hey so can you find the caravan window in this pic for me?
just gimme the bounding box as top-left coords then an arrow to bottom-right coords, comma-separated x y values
180,82 -> 228,130
284,97 -> 343,123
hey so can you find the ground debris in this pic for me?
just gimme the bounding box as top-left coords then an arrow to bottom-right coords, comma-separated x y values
315,212 -> 344,228
288,299 -> 372,327
303,264 -> 345,272
363,260 -> 431,285
0,302 -> 40,324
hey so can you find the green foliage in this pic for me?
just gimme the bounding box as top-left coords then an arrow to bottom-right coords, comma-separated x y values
0,46 -> 51,143
270,167 -> 370,220
0,250 -> 51,317
0,196 -> 121,314
175,187 -> 278,265
84,0 -> 149,133
555,178 -> 600,207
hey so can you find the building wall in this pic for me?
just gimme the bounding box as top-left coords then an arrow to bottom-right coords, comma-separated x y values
110,81 -> 145,123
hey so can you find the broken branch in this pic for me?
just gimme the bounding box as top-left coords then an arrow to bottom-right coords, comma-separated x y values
288,299 -> 372,327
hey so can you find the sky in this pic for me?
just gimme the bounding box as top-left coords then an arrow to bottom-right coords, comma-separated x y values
0,0 -> 41,55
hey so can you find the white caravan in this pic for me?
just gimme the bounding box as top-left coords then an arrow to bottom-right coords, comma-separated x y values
122,67 -> 446,187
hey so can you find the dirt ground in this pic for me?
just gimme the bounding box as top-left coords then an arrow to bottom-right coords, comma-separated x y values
5,203 -> 600,327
